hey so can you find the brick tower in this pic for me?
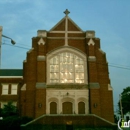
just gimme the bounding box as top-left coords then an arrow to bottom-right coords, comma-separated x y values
20,9 -> 114,123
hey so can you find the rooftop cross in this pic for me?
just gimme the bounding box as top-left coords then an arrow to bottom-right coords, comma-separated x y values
64,9 -> 70,16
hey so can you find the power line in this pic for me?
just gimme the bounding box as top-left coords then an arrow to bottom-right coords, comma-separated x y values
2,42 -> 130,70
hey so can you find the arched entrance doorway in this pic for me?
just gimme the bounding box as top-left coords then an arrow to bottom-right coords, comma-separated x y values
50,102 -> 57,114
78,102 -> 85,114
62,102 -> 73,114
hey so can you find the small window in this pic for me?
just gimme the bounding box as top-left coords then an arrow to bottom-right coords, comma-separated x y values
2,84 -> 8,95
11,84 -> 18,95
1,102 -> 7,108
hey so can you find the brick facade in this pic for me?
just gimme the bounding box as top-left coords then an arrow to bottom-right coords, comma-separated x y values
0,11 -> 114,124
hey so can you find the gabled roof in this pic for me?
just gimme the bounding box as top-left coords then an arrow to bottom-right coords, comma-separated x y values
49,16 -> 83,32
0,69 -> 23,76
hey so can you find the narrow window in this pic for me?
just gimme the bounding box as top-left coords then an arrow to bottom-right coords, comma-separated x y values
11,84 -> 18,95
2,84 -> 9,95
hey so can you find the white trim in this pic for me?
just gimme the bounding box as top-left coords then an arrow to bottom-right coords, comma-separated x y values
88,56 -> 96,61
88,39 -> 95,46
27,48 -> 34,53
65,16 -> 68,46
37,30 -> 47,37
108,84 -> 113,91
47,37 -> 85,39
0,76 -> 23,78
21,84 -> 26,91
38,38 -> 45,45
49,31 -> 83,33
98,49 -> 105,54
46,89 -> 89,114
37,55 -> 46,61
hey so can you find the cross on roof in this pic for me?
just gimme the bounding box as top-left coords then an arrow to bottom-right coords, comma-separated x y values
64,9 -> 70,16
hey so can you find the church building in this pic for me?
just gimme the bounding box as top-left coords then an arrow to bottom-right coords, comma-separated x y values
0,10 -> 115,127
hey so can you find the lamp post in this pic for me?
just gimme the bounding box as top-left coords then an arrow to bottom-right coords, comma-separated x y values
0,26 -> 16,68
119,94 -> 124,119
119,92 -> 130,119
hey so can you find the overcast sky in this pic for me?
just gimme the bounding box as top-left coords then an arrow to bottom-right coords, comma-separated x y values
0,0 -> 130,113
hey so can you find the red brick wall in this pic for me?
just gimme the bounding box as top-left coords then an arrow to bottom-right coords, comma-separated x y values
20,19 -> 114,123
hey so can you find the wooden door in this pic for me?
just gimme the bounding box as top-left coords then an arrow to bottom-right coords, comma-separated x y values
78,102 -> 85,114
62,102 -> 72,114
50,102 -> 57,114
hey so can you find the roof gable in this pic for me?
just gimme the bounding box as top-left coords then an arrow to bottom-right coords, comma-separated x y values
50,16 -> 83,32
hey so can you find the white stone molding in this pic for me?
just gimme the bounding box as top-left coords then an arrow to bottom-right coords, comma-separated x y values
37,30 -> 47,37
27,48 -> 34,53
49,31 -> 83,33
88,38 -> 95,46
108,84 -> 113,91
47,97 -> 59,114
86,31 -> 95,38
37,55 -> 46,61
38,38 -> 45,45
98,49 -> 105,54
46,89 -> 89,114
0,76 -> 23,78
88,56 -> 96,61
21,84 -> 26,91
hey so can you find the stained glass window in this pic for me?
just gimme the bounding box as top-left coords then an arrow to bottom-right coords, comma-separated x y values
49,52 -> 84,83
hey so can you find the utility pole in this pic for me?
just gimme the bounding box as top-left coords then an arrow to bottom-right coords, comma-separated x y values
0,26 -> 16,68
0,26 -> 2,68
119,94 -> 124,119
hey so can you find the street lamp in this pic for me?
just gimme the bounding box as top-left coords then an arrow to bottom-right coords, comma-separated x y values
0,26 -> 16,68
2,34 -> 16,45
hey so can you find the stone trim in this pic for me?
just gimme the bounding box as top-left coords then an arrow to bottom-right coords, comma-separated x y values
37,30 -> 47,37
87,38 -> 95,46
88,56 -> 96,61
99,49 -> 105,54
89,83 -> 100,89
46,84 -> 88,89
21,84 -> 26,91
36,83 -> 46,88
49,31 -> 83,33
47,37 -> 85,39
27,48 -> 34,53
86,31 -> 95,38
38,38 -> 45,45
0,76 -> 23,78
108,84 -> 113,91
37,55 -> 46,61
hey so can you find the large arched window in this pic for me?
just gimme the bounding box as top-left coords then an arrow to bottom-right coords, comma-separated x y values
47,47 -> 87,84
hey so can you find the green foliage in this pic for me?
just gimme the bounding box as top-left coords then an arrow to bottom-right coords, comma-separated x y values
118,86 -> 130,115
1,101 -> 18,117
0,101 -> 33,129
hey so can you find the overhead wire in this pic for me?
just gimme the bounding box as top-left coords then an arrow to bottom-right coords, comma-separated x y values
1,41 -> 130,70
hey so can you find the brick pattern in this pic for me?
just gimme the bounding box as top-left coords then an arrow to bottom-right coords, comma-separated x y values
0,16 -> 113,123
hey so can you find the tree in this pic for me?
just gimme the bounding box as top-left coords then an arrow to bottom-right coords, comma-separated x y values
0,101 -> 33,129
118,86 -> 130,115
1,101 -> 18,117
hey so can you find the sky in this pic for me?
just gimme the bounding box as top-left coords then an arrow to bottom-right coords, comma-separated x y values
0,0 -> 130,113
